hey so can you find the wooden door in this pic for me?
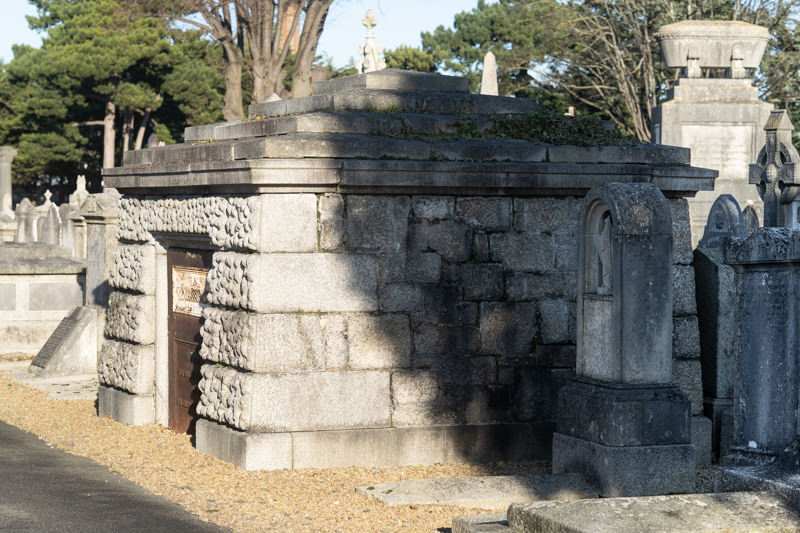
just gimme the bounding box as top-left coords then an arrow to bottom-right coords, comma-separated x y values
167,248 -> 212,434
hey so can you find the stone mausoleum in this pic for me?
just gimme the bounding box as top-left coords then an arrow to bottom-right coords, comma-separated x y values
99,70 -> 715,469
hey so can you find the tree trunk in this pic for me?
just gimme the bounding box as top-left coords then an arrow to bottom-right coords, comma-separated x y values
221,41 -> 245,121
103,99 -> 116,169
292,0 -> 334,98
134,108 -> 151,150
121,108 -> 133,154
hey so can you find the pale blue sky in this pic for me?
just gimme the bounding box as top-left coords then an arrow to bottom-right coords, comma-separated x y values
0,0 -> 483,67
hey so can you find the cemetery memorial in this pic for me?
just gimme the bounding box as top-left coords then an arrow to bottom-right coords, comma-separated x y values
99,68 -> 715,470
652,20 -> 773,245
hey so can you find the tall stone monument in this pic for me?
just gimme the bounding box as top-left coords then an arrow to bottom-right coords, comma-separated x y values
0,146 -> 17,242
552,182 -> 695,496
652,20 -> 772,245
694,195 -> 745,460
724,110 -> 800,466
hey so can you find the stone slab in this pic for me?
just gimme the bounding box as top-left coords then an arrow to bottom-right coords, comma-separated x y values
552,433 -> 695,497
312,69 -> 470,95
507,491 -> 800,533
0,360 -> 97,401
97,385 -> 154,425
452,514 -> 510,533
28,281 -> 84,311
29,306 -> 96,376
356,473 -> 596,510
717,464 -> 800,510
0,258 -> 85,276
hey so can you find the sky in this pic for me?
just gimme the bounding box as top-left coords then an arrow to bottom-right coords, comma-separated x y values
0,0 -> 482,68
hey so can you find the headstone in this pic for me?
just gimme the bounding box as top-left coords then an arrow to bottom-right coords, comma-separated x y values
480,51 -> 499,96
724,226 -> 800,465
59,204 -> 77,254
40,204 -> 61,246
553,182 -> 694,497
742,204 -> 760,235
69,174 -> 89,208
13,198 -> 34,243
29,306 -> 97,376
266,93 -> 282,102
749,109 -> 800,227
0,146 -> 17,221
694,195 -> 744,460
355,10 -> 386,74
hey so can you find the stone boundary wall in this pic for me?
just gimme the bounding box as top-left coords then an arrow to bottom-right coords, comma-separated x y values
100,191 -> 701,440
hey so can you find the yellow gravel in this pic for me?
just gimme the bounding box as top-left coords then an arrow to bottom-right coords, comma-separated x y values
0,370 -> 548,532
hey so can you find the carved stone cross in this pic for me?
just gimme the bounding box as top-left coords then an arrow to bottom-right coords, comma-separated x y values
749,110 -> 800,227
362,9 -> 377,38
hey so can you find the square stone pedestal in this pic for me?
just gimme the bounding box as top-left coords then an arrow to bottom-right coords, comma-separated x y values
552,378 -> 695,496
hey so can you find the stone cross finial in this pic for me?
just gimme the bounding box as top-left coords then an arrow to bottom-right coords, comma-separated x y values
355,9 -> 386,74
749,110 -> 800,227
362,9 -> 377,38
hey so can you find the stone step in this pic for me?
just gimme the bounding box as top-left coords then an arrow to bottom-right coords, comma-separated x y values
247,90 -> 540,121
356,473 -> 596,511
501,491 -> 800,532
183,111 -> 491,143
125,131 -> 690,169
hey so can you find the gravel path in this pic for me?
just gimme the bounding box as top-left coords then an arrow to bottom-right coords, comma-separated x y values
0,368 -> 722,531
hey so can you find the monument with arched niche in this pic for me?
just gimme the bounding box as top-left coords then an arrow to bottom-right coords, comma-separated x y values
554,182 -> 695,497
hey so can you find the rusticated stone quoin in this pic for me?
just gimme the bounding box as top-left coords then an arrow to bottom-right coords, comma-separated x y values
109,244 -> 155,294
104,291 -> 154,344
98,340 -> 154,394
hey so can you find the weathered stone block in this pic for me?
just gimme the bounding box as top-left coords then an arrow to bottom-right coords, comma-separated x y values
673,315 -> 700,359
514,368 -> 567,422
320,314 -> 349,369
479,302 -> 536,355
346,196 -> 410,251
669,198 -> 693,265
416,286 -> 478,325
109,244 -> 155,295
104,291 -> 154,344
97,385 -> 154,425
461,263 -> 504,301
456,198 -> 512,231
98,340 -> 155,394
319,193 -> 344,251
205,252 -> 379,312
197,365 -> 392,432
552,433 -> 695,497
412,196 -> 454,220
514,198 -> 580,235
200,309 -> 327,372
255,194 -> 317,252
539,299 -> 571,344
411,221 -> 472,263
391,370 -> 439,404
380,283 -> 424,312
673,358 -> 703,415
506,272 -> 577,301
348,314 -> 412,369
672,264 -> 697,316
489,232 -> 554,272
414,324 -> 479,355
381,252 -> 441,284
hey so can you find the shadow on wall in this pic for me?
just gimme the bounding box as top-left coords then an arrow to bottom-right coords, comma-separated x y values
323,192 -> 581,459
